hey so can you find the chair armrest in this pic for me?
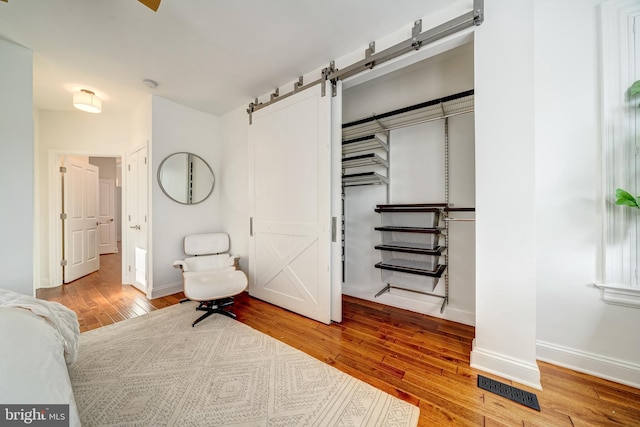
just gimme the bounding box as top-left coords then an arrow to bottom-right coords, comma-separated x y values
173,260 -> 188,272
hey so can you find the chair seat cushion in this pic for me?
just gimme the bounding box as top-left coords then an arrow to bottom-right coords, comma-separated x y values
183,269 -> 248,301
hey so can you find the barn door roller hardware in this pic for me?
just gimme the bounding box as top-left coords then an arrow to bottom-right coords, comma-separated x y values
327,0 -> 483,83
247,0 -> 483,123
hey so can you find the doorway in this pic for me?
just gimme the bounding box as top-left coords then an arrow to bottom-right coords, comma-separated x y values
50,152 -> 124,287
339,38 -> 476,325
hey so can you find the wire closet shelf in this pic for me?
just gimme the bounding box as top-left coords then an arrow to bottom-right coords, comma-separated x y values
341,89 -> 474,141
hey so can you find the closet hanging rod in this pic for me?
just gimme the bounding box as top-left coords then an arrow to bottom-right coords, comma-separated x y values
342,90 -> 474,129
342,109 -> 473,140
443,218 -> 476,222
445,207 -> 475,212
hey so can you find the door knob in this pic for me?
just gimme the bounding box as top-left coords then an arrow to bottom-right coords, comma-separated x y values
129,225 -> 141,230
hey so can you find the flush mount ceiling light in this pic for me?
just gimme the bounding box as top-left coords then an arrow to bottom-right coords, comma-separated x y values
73,89 -> 102,113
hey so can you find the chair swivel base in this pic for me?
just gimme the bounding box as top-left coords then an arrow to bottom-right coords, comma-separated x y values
191,297 -> 236,327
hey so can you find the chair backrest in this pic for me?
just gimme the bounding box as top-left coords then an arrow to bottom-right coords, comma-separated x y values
180,233 -> 232,272
184,233 -> 229,256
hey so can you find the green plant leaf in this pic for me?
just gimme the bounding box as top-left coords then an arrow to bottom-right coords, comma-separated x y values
630,80 -> 640,96
615,188 -> 640,208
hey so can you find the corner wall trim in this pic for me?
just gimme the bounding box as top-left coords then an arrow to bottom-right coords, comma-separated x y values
537,340 -> 640,389
470,342 -> 542,390
149,281 -> 183,300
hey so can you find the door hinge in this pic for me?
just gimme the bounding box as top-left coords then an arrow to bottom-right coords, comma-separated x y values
331,217 -> 337,242
144,157 -> 147,165
60,259 -> 67,266
144,215 -> 147,222
249,217 -> 253,237
128,265 -> 132,272
60,213 -> 67,220
128,164 -> 131,171
59,166 -> 67,173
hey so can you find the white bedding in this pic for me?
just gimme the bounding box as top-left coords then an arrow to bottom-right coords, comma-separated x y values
0,289 -> 80,365
0,289 -> 81,427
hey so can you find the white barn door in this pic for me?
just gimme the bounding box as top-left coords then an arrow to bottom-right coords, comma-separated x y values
63,157 -> 100,283
249,83 -> 339,324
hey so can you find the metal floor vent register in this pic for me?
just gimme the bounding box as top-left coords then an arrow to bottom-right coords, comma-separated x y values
477,375 -> 541,411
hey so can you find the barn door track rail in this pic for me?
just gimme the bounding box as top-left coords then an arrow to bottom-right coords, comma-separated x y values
247,0 -> 484,123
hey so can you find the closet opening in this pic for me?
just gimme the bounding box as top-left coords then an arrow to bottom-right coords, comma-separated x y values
340,40 -> 476,326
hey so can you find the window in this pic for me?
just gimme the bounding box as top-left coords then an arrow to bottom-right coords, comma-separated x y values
599,0 -> 640,307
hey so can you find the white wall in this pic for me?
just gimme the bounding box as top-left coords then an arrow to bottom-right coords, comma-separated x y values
471,0 -> 539,388
150,96 -> 222,296
36,111 -> 131,288
130,96 -> 152,151
0,39 -> 34,295
535,0 -> 640,388
219,107 -> 250,270
89,157 -> 117,180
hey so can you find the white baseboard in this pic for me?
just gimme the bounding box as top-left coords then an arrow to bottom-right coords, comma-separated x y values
342,283 -> 475,326
537,340 -> 640,389
470,340 -> 542,390
37,279 -> 54,289
149,282 -> 183,299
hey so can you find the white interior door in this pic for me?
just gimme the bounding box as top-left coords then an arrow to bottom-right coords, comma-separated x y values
126,146 -> 149,294
249,83 -> 339,324
63,157 -> 100,283
98,178 -> 117,254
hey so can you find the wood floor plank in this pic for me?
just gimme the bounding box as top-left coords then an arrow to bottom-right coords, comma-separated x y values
418,399 -> 485,427
35,249 -> 640,427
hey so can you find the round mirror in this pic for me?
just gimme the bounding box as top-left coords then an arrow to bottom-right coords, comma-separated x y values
157,152 -> 214,205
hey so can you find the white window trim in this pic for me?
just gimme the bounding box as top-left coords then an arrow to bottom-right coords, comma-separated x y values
594,283 -> 640,308
600,0 -> 640,307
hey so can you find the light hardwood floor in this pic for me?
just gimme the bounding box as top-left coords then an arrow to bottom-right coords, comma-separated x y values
37,249 -> 640,426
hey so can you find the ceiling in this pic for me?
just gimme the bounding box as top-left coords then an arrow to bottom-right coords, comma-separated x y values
0,0 -> 458,116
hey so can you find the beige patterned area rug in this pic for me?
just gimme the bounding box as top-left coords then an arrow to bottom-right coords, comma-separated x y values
69,302 -> 419,426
